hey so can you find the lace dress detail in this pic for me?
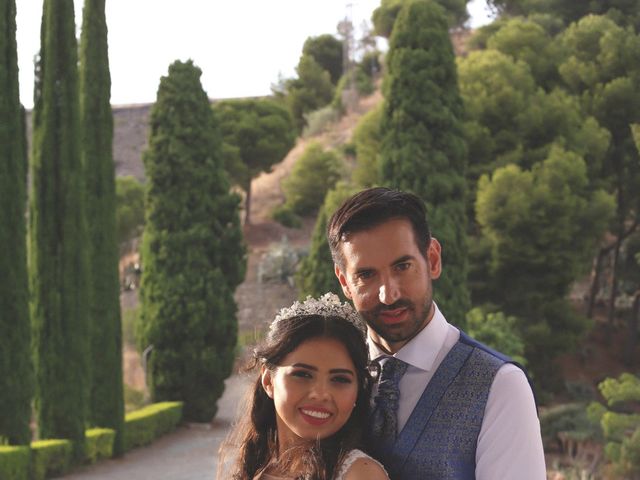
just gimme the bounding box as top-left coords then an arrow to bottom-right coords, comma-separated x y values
334,449 -> 388,479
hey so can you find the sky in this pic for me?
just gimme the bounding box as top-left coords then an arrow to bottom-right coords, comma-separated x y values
15,0 -> 494,109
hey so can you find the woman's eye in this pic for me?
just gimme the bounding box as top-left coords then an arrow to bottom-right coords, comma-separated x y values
291,370 -> 312,379
332,376 -> 353,384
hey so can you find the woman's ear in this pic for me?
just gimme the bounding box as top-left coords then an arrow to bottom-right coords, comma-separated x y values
261,365 -> 274,399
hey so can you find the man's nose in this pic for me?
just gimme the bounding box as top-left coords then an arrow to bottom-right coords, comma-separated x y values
379,275 -> 401,305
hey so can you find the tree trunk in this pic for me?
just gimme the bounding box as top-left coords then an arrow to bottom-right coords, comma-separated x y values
624,292 -> 639,366
587,248 -> 606,318
607,237 -> 622,324
244,179 -> 252,225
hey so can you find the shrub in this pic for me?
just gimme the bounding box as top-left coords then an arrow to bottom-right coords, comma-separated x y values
84,428 -> 115,463
282,142 -> 343,216
124,402 -> 183,451
30,439 -> 72,480
540,403 -> 600,450
466,307 -> 526,365
0,446 -> 30,480
257,237 -> 303,285
116,176 -> 145,245
271,205 -> 302,229
302,105 -> 340,138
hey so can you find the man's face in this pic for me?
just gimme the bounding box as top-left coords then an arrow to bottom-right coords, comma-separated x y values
334,218 -> 441,354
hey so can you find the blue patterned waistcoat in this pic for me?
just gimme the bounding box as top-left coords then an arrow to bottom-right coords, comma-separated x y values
367,332 -> 522,480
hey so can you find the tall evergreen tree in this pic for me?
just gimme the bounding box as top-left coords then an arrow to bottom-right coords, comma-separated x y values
0,0 -> 33,445
30,0 -> 90,457
379,0 -> 470,325
79,0 -> 125,455
139,60 -> 246,422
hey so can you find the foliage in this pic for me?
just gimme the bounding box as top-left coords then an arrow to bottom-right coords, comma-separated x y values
116,176 -> 145,244
257,237 -> 304,285
285,55 -> 335,132
0,446 -> 29,480
352,103 -> 383,188
270,204 -> 302,229
540,403 -> 601,449
124,402 -> 183,451
30,0 -> 90,458
588,373 -> 640,477
295,183 -> 359,300
139,60 -> 246,422
476,147 -> 615,383
30,439 -> 73,480
487,0 -> 640,30
380,0 -> 470,325
216,98 -> 295,224
282,142 -> 343,216
79,0 -> 125,455
302,34 -> 343,85
372,0 -> 470,36
0,0 -> 32,446
465,307 -> 527,365
84,428 -> 115,463
302,105 -> 341,138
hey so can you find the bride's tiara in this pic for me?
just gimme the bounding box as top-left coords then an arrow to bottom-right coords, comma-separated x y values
270,293 -> 367,338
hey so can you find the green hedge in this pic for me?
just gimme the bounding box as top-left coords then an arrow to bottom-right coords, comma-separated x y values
85,428 -> 115,464
30,439 -> 72,480
0,446 -> 30,480
124,401 -> 183,450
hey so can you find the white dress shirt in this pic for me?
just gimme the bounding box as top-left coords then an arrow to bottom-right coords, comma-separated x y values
369,304 -> 546,480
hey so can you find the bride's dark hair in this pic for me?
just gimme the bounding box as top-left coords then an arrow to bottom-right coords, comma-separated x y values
218,313 -> 373,480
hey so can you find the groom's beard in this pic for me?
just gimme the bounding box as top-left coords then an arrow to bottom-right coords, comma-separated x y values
360,296 -> 432,346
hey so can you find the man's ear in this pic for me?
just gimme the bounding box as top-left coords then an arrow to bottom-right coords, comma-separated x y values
334,263 -> 352,299
261,365 -> 274,399
428,238 -> 442,279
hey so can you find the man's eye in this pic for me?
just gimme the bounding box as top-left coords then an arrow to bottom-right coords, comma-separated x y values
356,270 -> 374,280
395,262 -> 411,271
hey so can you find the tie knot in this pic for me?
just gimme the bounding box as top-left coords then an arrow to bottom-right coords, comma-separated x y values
380,357 -> 408,385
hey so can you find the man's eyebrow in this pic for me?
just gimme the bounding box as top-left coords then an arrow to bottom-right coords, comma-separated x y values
393,255 -> 415,265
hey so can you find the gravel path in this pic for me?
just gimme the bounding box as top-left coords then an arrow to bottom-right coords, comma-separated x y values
56,374 -> 251,480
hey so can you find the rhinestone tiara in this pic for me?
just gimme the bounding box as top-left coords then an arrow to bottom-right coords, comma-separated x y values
269,293 -> 367,338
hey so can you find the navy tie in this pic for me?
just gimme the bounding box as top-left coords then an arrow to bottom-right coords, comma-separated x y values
371,357 -> 408,442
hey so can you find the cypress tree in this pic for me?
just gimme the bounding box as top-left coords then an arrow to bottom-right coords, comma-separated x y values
139,60 -> 246,422
79,0 -> 124,454
379,0 -> 470,325
0,0 -> 33,445
30,0 -> 90,457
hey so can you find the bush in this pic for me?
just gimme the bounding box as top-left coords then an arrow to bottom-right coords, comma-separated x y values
302,105 -> 340,138
540,403 -> 600,450
0,446 -> 30,480
124,402 -> 183,451
115,176 -> 145,245
84,428 -> 115,464
257,237 -> 303,285
271,204 -> 302,229
466,307 -> 527,365
282,142 -> 343,216
124,384 -> 146,412
30,439 -> 72,480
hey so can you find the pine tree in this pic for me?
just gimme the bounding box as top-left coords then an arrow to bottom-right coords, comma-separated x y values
139,60 -> 246,422
79,0 -> 125,455
0,0 -> 33,445
380,0 -> 469,326
30,0 -> 90,457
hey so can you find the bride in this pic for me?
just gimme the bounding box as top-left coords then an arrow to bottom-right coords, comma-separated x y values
218,293 -> 389,480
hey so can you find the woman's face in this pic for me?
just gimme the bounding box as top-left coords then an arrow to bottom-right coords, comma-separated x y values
261,337 -> 359,450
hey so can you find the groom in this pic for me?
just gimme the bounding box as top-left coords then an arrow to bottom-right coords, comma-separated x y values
327,187 -> 546,479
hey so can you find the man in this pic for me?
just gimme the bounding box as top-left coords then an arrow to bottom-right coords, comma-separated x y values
327,187 -> 545,479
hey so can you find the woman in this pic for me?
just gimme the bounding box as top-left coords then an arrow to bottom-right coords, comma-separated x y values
219,293 -> 389,480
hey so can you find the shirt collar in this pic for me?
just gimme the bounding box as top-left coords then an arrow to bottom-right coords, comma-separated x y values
368,303 -> 447,372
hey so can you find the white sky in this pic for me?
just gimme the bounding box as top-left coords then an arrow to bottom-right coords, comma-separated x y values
15,0 -> 494,109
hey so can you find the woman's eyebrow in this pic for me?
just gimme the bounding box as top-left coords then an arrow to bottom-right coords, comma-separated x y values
291,362 -> 317,370
329,368 -> 355,375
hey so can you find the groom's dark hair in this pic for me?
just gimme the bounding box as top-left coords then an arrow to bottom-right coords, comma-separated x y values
327,187 -> 431,267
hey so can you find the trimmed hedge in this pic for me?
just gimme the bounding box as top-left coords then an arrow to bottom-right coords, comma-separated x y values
0,446 -> 30,480
30,439 -> 72,480
85,428 -> 115,464
124,401 -> 183,450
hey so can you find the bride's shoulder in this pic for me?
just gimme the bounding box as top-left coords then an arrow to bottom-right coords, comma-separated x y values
337,449 -> 389,480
